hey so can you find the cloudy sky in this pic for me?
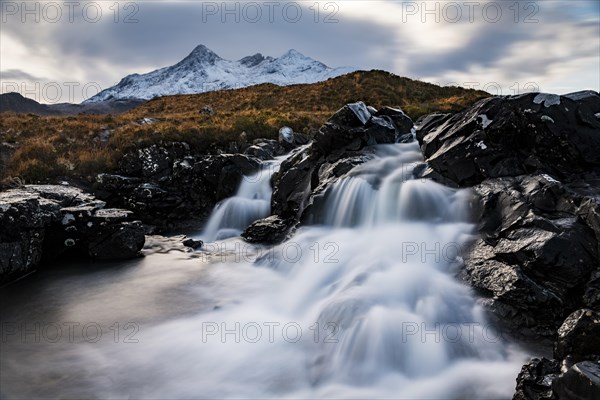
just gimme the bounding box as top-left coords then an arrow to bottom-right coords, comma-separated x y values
1,0 -> 598,103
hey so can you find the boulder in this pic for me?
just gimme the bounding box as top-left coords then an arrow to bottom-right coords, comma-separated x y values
0,185 -> 144,283
552,361 -> 600,400
241,215 -> 293,244
554,309 -> 600,362
119,142 -> 189,180
375,106 -> 414,135
244,139 -> 287,160
515,310 -> 600,399
182,237 -> 203,249
87,221 -> 145,260
462,175 -> 599,338
271,145 -> 322,219
314,101 -> 404,155
513,358 -> 559,400
417,92 -> 600,187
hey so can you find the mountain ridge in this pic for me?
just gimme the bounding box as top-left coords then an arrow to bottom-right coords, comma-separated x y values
85,45 -> 356,103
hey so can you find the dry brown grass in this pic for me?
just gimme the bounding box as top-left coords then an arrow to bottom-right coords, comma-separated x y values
0,70 -> 489,183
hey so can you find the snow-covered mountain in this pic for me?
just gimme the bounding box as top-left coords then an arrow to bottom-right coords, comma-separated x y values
85,45 -> 357,103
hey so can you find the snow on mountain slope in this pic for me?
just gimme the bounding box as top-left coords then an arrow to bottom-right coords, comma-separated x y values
85,45 -> 357,103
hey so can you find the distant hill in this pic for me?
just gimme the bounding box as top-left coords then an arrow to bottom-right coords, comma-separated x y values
127,70 -> 489,119
0,92 -> 144,115
0,92 -> 53,115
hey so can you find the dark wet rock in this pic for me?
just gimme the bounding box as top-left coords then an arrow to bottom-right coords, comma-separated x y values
87,221 -> 145,260
182,237 -> 203,249
515,309 -> 600,399
552,361 -> 600,400
418,92 -> 600,187
314,101 -> 403,155
242,215 -> 293,245
415,112 -> 453,143
271,145 -> 322,219
244,145 -> 274,161
245,139 -> 287,160
462,175 -> 599,338
192,154 -> 260,201
564,90 -> 600,113
554,309 -> 600,362
0,185 -> 144,284
278,127 -> 311,151
513,358 -> 559,400
583,270 -> 600,309
375,106 -> 414,135
142,235 -> 197,254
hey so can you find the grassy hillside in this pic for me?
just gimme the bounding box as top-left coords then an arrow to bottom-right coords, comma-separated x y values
0,70 -> 489,183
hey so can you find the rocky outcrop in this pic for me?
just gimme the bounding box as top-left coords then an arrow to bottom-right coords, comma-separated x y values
415,91 -> 600,398
514,309 -> 600,400
416,91 -> 600,341
0,185 -> 144,284
418,92 -> 600,187
313,102 -> 409,155
461,175 -> 600,338
95,143 -> 262,231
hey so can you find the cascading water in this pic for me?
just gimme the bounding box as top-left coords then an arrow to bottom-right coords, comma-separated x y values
68,140 -> 524,398
0,141 -> 526,399
200,156 -> 286,241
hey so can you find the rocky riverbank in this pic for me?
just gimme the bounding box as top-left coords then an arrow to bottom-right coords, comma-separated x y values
415,91 -> 600,399
0,185 -> 145,284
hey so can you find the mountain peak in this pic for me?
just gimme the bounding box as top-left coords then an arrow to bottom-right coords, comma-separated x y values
281,49 -> 306,59
181,44 -> 221,65
85,46 -> 357,103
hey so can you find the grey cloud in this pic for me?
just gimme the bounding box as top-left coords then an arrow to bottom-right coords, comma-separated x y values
404,0 -> 598,82
2,1 -> 399,82
0,0 -> 597,98
1,69 -> 47,81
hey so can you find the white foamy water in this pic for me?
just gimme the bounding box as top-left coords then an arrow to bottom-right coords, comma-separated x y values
0,141 -> 527,399
200,156 -> 286,241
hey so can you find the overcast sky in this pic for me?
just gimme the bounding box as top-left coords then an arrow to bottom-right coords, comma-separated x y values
1,0 -> 598,103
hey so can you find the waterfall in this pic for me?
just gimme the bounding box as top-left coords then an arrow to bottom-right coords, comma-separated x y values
2,142 -> 523,400
200,156 -> 285,242
69,141 -> 524,398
